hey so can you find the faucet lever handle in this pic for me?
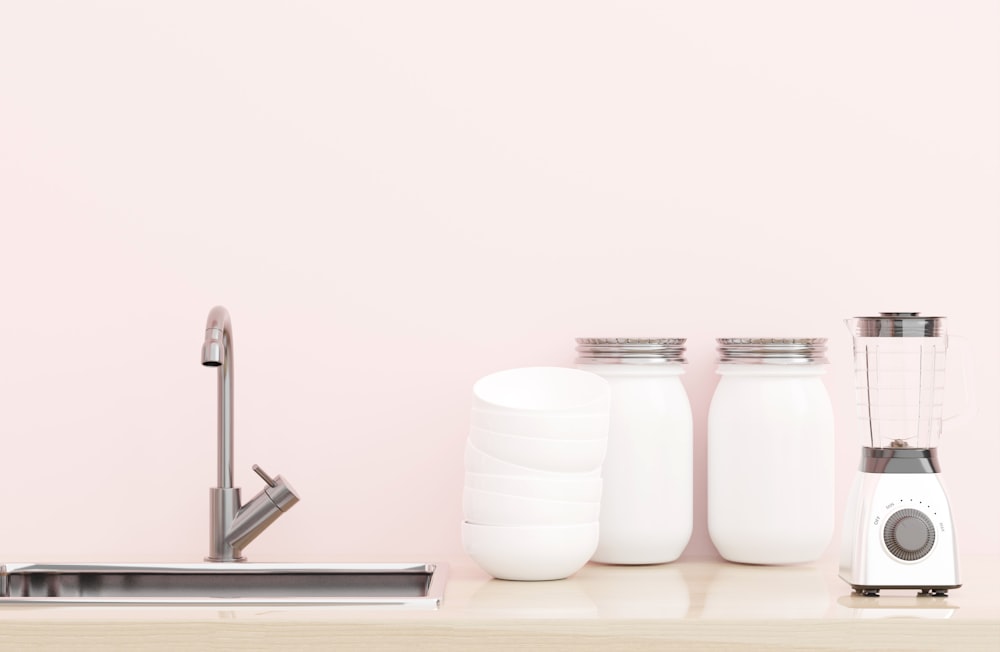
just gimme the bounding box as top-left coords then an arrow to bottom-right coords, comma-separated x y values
252,464 -> 278,488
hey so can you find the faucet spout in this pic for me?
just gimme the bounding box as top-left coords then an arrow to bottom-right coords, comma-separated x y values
202,306 -> 234,488
201,306 -> 299,562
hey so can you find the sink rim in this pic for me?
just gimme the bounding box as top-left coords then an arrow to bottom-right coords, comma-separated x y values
0,561 -> 447,607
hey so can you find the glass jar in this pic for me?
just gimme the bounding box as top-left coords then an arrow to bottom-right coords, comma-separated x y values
707,338 -> 834,564
576,338 -> 692,564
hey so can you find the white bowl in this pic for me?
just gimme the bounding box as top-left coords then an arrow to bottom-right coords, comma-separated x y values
470,408 -> 610,440
473,367 -> 610,413
466,472 -> 603,502
462,521 -> 599,581
469,427 -> 607,473
465,441 -> 602,478
463,487 -> 600,526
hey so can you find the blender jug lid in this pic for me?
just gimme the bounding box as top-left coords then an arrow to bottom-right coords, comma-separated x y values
851,312 -> 945,337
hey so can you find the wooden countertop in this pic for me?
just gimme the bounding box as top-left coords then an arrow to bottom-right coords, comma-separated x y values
1,554 -> 997,651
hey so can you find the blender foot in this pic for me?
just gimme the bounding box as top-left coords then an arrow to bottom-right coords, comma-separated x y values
920,589 -> 948,597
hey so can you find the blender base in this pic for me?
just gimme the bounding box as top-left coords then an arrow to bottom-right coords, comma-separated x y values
840,468 -> 960,597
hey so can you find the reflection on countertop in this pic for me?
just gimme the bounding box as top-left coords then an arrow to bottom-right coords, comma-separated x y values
835,593 -> 957,620
700,561 -> 833,619
449,553 -> 998,622
462,562 -> 693,620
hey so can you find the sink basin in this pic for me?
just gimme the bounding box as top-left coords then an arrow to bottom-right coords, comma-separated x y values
0,562 -> 446,607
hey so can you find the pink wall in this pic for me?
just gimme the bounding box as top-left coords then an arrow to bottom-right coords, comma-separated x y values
1,1 -> 997,561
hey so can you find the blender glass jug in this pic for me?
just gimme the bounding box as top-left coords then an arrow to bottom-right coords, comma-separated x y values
847,312 -> 948,449
840,311 -> 967,596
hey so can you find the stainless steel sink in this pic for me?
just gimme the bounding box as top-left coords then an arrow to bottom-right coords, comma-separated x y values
0,562 -> 446,607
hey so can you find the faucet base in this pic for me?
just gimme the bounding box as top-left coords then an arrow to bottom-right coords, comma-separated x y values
208,487 -> 246,562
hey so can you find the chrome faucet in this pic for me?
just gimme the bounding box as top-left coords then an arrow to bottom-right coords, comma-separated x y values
201,306 -> 299,562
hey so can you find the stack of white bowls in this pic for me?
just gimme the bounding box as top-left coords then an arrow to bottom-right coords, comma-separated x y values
462,366 -> 611,581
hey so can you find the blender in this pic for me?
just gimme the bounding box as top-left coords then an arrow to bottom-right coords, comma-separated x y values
840,312 -> 969,596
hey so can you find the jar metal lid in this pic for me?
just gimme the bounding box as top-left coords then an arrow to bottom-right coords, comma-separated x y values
851,312 -> 945,337
575,337 -> 687,364
716,338 -> 828,364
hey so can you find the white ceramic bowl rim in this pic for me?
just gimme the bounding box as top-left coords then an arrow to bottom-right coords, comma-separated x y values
470,425 -> 607,444
465,441 -> 603,477
472,366 -> 609,412
466,471 -> 603,485
468,427 -> 607,474
465,486 -> 600,507
462,520 -> 600,530
471,407 -> 610,420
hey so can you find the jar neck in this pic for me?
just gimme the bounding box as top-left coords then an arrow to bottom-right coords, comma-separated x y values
716,363 -> 827,376
578,363 -> 686,377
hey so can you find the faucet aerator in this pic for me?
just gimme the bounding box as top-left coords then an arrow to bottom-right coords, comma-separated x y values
201,340 -> 224,366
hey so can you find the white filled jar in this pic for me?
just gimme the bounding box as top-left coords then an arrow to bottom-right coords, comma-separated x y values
576,338 -> 692,564
707,338 -> 834,564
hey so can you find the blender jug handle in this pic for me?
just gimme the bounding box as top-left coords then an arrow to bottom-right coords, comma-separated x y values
944,334 -> 978,433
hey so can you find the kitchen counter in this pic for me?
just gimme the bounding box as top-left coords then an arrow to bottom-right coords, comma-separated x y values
1,555 -> 997,651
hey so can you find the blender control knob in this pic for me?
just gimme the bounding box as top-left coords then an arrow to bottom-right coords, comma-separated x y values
883,508 -> 936,561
